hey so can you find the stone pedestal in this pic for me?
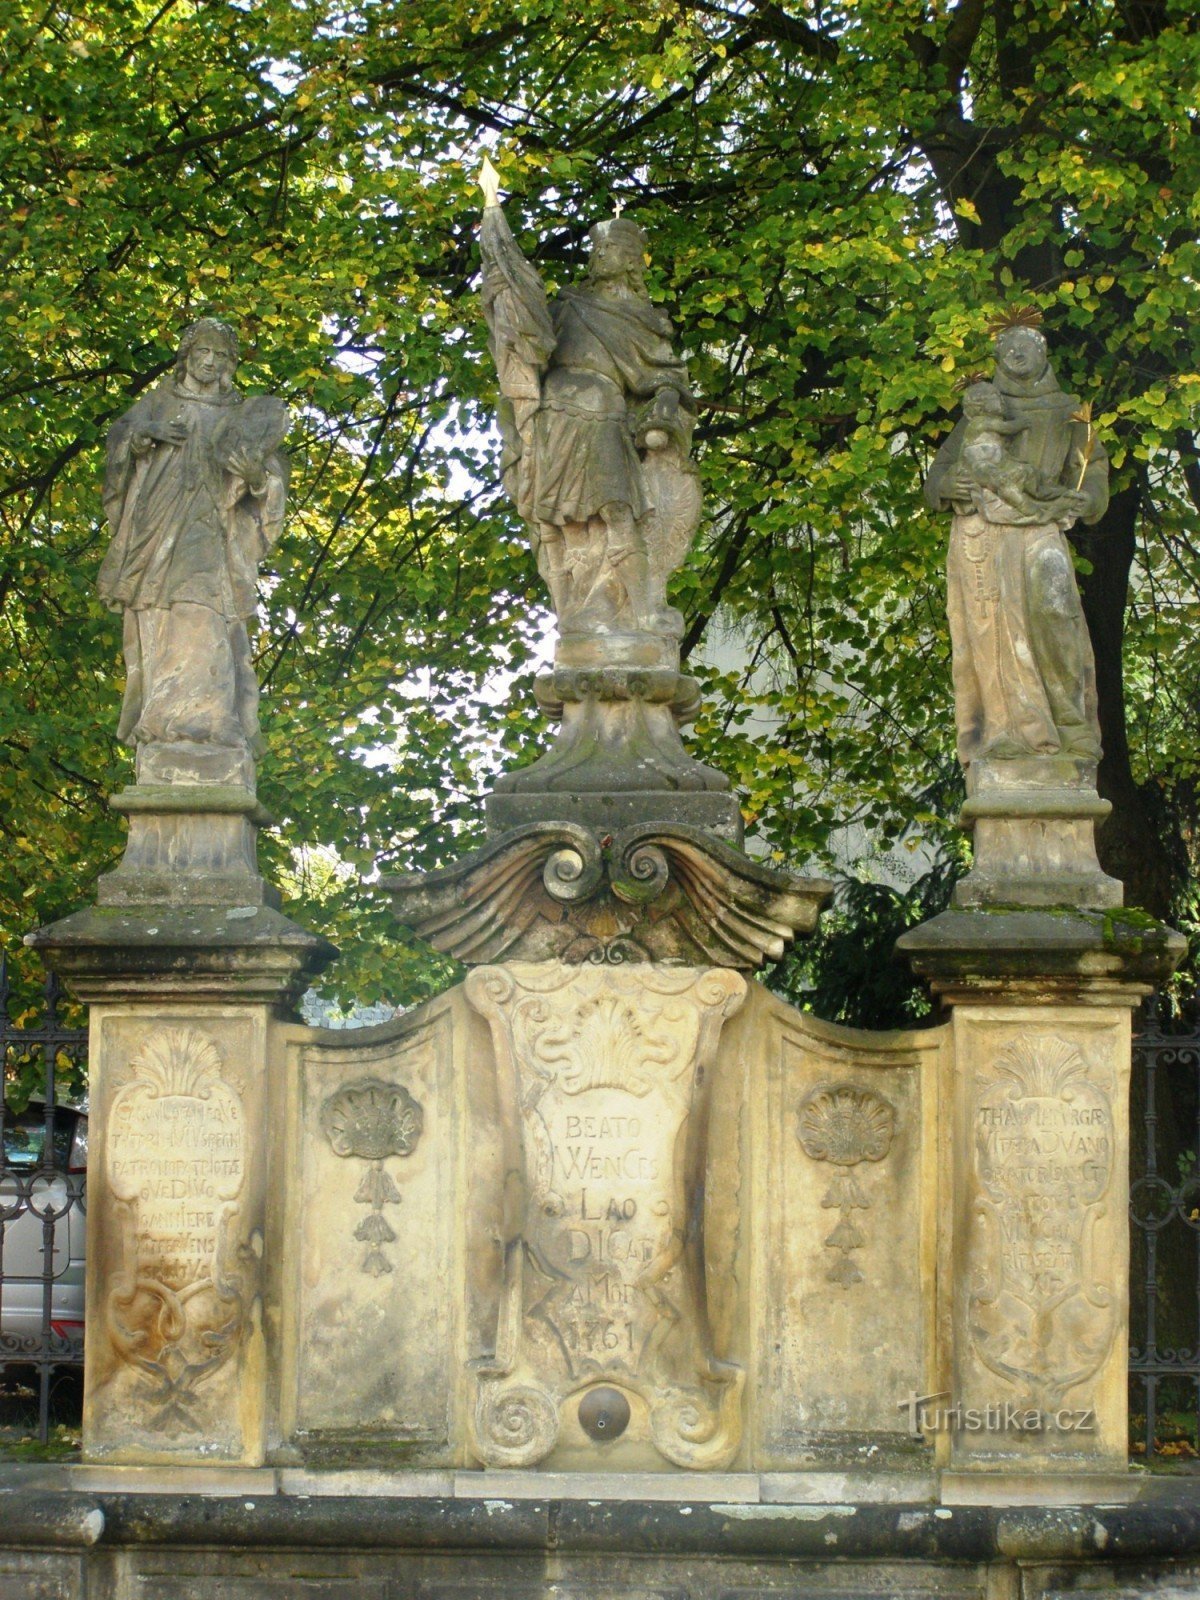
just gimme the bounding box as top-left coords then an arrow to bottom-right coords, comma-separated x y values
899,909 -> 1183,1477
99,786 -> 277,909
953,757 -> 1122,910
28,795 -> 336,1466
487,633 -> 744,845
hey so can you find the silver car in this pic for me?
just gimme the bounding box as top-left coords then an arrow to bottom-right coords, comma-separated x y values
0,1102 -> 87,1358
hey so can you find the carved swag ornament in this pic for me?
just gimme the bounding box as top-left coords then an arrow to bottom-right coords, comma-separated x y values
321,1078 -> 424,1277
797,1083 -> 897,1288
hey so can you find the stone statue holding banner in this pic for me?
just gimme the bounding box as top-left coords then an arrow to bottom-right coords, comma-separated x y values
924,319 -> 1108,770
99,318 -> 289,791
478,157 -> 700,638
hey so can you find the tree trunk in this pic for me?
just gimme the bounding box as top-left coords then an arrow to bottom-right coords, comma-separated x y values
1073,488 -> 1179,918
917,96 -> 1184,922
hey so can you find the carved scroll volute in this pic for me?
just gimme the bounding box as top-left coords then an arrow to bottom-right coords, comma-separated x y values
463,963 -> 747,1470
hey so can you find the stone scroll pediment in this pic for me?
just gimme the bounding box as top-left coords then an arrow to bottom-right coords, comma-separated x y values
384,821 -> 830,971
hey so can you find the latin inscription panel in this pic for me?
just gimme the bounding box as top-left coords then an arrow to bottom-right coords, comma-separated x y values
87,1011 -> 264,1462
952,1008 -> 1132,1469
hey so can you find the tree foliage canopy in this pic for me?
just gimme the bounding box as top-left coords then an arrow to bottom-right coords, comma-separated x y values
1,0 -> 1197,1019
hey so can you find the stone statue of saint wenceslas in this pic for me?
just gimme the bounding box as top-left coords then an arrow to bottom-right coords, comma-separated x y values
478,158 -> 701,638
923,320 -> 1109,771
99,319 -> 288,790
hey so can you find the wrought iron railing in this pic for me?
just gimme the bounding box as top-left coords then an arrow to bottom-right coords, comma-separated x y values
0,955 -> 89,1445
1129,993 -> 1200,1462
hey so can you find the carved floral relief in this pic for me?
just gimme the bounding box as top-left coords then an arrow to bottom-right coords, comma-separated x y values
320,1078 -> 424,1276
797,1083 -> 896,1287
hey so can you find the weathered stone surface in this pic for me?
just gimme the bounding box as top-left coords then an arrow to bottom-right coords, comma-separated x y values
478,162 -> 697,642
953,757 -> 1122,910
715,984 -> 945,1468
7,1477 -> 1200,1600
897,906 -> 1184,1003
945,1007 -> 1133,1472
100,318 -> 288,795
83,1009 -> 271,1464
385,821 -> 829,970
486,787 -> 746,844
97,786 -> 278,908
487,660 -> 738,839
0,1551 -> 87,1600
475,162 -> 735,831
277,992 -> 470,1464
27,902 -> 336,1007
924,317 -> 1119,912
924,319 -> 1108,772
464,963 -> 747,1471
900,899 -> 1182,1478
80,318 -> 311,921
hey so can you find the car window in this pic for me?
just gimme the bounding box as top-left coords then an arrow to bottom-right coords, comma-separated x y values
2,1110 -> 74,1169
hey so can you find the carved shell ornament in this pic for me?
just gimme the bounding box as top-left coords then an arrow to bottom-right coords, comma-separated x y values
321,1078 -> 424,1276
321,1078 -> 423,1161
798,1084 -> 895,1167
797,1083 -> 896,1289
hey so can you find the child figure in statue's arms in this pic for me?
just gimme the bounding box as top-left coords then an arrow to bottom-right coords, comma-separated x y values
958,382 -> 1086,526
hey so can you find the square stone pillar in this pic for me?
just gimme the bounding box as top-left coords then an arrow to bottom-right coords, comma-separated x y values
899,909 -> 1182,1478
27,798 -> 336,1467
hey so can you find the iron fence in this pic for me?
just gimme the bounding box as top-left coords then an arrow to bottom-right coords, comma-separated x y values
1129,992 -> 1200,1462
0,955 -> 89,1444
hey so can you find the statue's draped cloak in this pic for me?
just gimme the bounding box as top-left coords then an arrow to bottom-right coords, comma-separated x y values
522,289 -> 690,529
477,205 -> 691,532
946,512 -> 1100,763
100,380 -> 286,622
925,361 -> 1107,766
99,377 -> 287,756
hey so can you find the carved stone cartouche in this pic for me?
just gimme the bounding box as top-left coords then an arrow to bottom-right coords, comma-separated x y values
102,1028 -> 247,1431
969,1034 -> 1117,1407
465,963 -> 747,1470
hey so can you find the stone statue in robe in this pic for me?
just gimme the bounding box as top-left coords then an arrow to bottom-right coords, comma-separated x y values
924,325 -> 1109,770
478,160 -> 700,637
99,318 -> 288,790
